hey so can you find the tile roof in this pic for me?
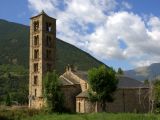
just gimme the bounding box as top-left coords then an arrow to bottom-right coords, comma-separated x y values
116,75 -> 148,88
59,76 -> 74,85
63,73 -> 79,84
73,71 -> 147,88
72,71 -> 88,80
60,70 -> 148,88
76,91 -> 88,98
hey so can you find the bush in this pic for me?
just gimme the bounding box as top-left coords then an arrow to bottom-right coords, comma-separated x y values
0,109 -> 41,120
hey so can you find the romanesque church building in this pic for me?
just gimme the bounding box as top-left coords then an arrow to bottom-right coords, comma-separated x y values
29,11 -> 149,113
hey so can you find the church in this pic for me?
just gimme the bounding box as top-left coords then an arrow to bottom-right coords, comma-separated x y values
28,11 -> 149,113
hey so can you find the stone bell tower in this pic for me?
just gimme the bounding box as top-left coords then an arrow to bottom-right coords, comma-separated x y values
29,11 -> 56,109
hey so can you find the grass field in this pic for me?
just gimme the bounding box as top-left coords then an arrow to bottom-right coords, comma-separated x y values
0,109 -> 159,120
24,113 -> 158,120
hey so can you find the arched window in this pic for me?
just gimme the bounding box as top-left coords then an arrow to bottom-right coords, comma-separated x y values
79,102 -> 81,112
34,35 -> 39,46
34,63 -> 38,72
46,22 -> 52,32
34,76 -> 38,85
34,49 -> 39,59
46,50 -> 51,59
46,36 -> 52,47
46,63 -> 52,71
34,21 -> 39,32
85,83 -> 87,90
35,89 -> 37,97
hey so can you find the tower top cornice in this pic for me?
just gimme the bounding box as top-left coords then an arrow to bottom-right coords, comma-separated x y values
30,10 -> 56,20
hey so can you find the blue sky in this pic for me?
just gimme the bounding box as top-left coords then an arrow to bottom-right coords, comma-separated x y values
0,0 -> 30,25
0,0 -> 160,70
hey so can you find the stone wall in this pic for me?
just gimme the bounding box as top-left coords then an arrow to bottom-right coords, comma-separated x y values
29,97 -> 44,109
106,88 -> 149,113
61,84 -> 81,112
76,98 -> 96,113
29,12 -> 56,109
76,88 -> 149,113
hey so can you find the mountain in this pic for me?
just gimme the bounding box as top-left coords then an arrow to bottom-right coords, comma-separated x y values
0,19 -> 105,73
124,63 -> 160,81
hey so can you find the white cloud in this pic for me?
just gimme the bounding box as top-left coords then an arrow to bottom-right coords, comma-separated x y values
147,16 -> 160,42
121,1 -> 132,10
87,12 -> 160,60
28,0 -> 160,68
148,16 -> 160,31
28,0 -> 55,13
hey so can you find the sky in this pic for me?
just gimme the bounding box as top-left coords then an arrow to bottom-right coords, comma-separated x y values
0,0 -> 160,70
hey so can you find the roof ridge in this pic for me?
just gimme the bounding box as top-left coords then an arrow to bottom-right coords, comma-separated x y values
60,75 -> 74,85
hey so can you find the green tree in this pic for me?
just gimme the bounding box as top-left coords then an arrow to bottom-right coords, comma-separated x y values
5,92 -> 11,106
0,64 -> 29,105
44,71 -> 64,113
88,65 -> 118,112
117,67 -> 123,75
154,80 -> 160,113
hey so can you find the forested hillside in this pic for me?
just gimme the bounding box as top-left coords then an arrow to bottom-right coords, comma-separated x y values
0,19 -> 104,73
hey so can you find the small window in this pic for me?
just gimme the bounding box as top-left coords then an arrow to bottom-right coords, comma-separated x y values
46,50 -> 51,59
35,89 -> 37,97
85,83 -> 87,89
34,21 -> 39,32
34,76 -> 38,85
34,35 -> 39,46
46,22 -> 52,32
46,36 -> 52,47
34,49 -> 39,59
34,63 -> 38,72
46,63 -> 52,71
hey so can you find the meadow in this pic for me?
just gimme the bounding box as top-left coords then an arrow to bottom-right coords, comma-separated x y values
0,109 -> 159,120
24,113 -> 158,120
